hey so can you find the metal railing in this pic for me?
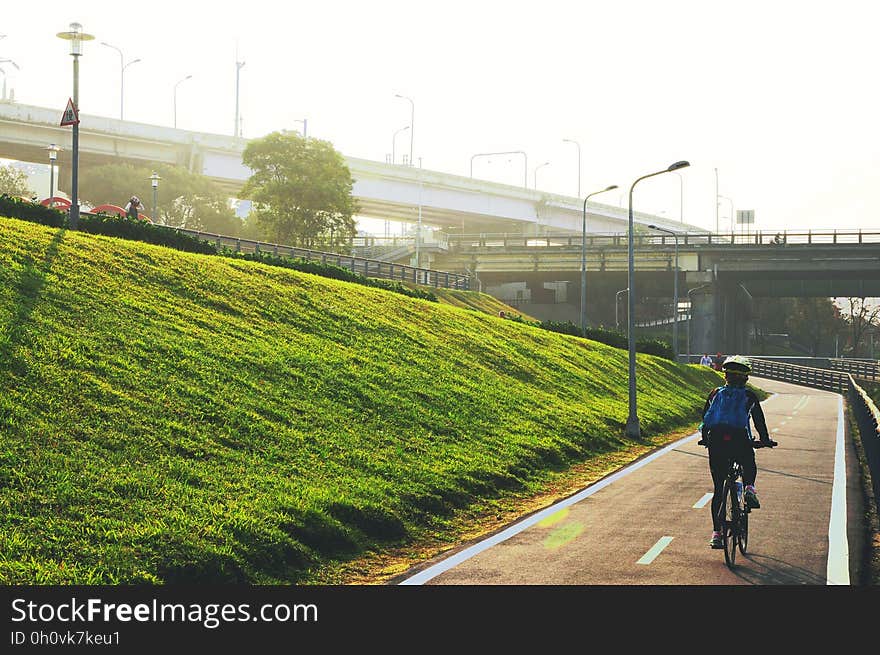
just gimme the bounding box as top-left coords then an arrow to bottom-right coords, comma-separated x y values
448,229 -> 880,250
829,358 -> 880,382
173,227 -> 470,290
749,358 -> 850,393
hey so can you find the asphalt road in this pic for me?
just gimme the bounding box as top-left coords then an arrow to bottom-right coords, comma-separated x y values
398,377 -> 864,585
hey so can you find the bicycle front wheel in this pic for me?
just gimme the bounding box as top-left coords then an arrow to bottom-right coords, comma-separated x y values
717,479 -> 737,567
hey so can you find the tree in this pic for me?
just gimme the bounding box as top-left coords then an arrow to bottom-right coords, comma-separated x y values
0,164 -> 34,198
240,131 -> 359,248
837,297 -> 880,357
788,297 -> 846,356
79,163 -> 240,235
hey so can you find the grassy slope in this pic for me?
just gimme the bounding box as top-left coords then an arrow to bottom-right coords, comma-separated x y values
0,216 -> 722,584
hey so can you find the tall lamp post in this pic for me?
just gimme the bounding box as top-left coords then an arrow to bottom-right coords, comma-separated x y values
150,171 -> 160,223
394,94 -> 414,167
293,118 -> 307,138
56,22 -> 94,230
173,74 -> 192,129
626,160 -> 690,438
101,42 -> 140,120
719,194 -> 734,234
673,171 -> 683,222
234,59 -> 245,137
580,184 -> 618,334
392,125 -> 409,164
470,151 -> 528,188
46,144 -> 60,207
562,138 -> 581,197
0,58 -> 20,101
648,224 -> 681,361
533,161 -> 550,189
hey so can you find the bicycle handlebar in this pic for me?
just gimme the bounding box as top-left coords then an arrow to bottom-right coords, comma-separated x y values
697,437 -> 778,448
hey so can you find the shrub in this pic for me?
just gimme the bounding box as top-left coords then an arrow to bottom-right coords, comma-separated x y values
0,194 -> 66,228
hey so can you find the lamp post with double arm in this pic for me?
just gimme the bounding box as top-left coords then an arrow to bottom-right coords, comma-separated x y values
626,160 -> 690,438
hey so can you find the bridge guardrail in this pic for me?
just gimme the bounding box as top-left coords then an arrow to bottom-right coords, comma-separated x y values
445,229 -> 880,250
173,228 -> 470,291
847,377 -> 880,511
829,358 -> 880,382
749,358 -> 849,393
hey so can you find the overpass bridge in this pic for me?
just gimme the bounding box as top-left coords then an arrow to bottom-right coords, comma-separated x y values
428,229 -> 880,354
0,101 -> 700,237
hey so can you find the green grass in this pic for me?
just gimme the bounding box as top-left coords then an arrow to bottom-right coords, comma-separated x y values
0,215 -> 722,584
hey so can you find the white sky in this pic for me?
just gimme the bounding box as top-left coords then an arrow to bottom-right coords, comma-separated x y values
2,0 -> 879,235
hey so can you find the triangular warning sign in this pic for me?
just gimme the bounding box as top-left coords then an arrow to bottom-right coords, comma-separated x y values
60,98 -> 79,127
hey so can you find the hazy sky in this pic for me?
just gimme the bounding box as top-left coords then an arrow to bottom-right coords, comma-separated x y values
2,0 -> 879,234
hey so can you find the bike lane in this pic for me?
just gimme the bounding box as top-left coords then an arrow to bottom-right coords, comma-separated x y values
398,377 -> 853,585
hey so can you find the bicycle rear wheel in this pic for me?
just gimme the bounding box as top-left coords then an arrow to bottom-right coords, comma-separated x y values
738,507 -> 749,555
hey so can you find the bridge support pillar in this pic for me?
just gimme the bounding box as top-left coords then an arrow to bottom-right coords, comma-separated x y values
689,280 -> 754,359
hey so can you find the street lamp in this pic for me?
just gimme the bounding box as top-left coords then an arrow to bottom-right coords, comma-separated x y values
562,138 -> 581,197
150,172 -> 160,223
101,42 -> 140,120
394,94 -> 414,167
626,160 -> 690,438
392,125 -> 410,164
46,144 -> 61,207
616,288 -> 629,332
672,171 -> 683,222
470,151 -> 528,188
234,59 -> 245,137
580,184 -> 618,334
648,224 -> 681,362
719,194 -> 734,234
173,74 -> 192,128
0,58 -> 20,101
293,118 -> 307,138
56,22 -> 94,230
533,161 -> 550,189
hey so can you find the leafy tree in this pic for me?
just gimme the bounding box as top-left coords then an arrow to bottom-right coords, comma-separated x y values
0,164 -> 34,198
78,163 -> 240,235
240,131 -> 358,248
788,297 -> 846,356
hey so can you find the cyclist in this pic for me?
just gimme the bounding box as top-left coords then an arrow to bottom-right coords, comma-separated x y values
698,355 -> 772,549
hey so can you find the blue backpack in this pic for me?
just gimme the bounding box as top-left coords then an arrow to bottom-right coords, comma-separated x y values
702,385 -> 751,433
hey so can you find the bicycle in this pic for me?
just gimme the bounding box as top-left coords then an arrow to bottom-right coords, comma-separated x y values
715,438 -> 777,568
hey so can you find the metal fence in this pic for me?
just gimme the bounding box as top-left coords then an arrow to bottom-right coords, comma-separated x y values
749,358 -> 850,393
448,229 -> 880,249
829,358 -> 880,382
174,228 -> 470,290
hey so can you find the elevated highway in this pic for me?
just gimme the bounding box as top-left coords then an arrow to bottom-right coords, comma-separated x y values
0,101 -> 699,236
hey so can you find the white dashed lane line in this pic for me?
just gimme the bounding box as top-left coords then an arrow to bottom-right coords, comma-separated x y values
693,493 -> 713,509
637,537 -> 674,565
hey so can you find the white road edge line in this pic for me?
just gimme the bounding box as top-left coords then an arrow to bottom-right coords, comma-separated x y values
693,493 -> 713,509
637,537 -> 674,565
827,394 -> 849,585
398,430 -> 703,585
